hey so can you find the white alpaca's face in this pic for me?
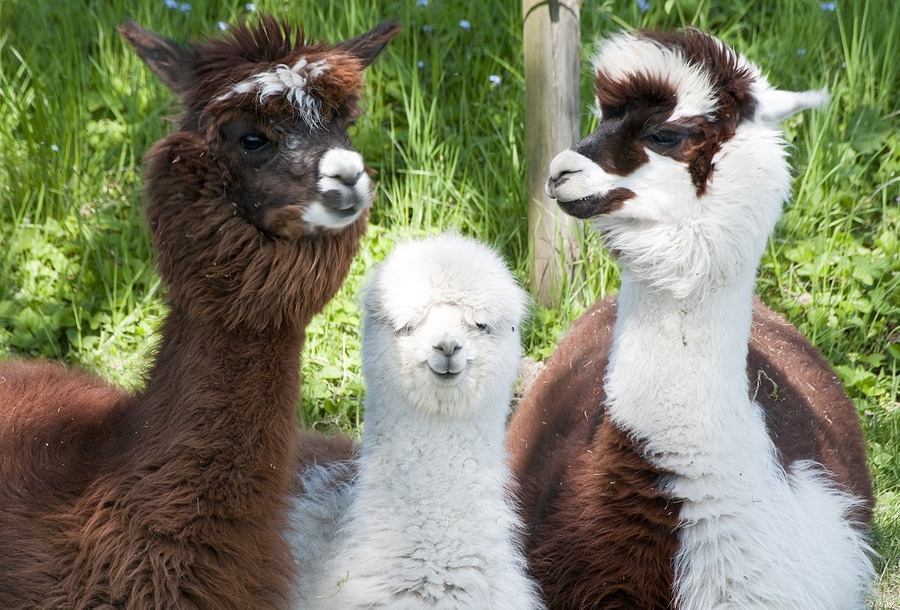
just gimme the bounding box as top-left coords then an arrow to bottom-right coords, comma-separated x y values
546,31 -> 826,299
361,235 -> 529,419
364,303 -> 521,418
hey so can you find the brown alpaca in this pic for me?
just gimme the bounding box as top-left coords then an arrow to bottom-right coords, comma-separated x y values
0,16 -> 398,609
507,29 -> 873,609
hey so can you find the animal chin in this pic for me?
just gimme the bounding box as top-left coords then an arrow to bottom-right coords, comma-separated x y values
557,187 -> 634,219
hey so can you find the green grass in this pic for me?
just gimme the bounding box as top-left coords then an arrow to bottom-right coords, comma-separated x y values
1,0 -> 898,604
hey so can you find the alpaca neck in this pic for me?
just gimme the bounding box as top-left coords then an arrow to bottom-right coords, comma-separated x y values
356,388 -> 511,518
605,268 -> 767,481
120,305 -> 304,523
318,381 -> 530,609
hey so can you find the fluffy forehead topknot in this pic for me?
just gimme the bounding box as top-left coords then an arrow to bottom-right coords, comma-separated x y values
181,15 -> 365,126
591,29 -> 760,122
363,235 -> 529,328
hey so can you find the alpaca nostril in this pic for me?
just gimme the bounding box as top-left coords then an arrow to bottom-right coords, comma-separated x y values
326,169 -> 364,188
546,176 -> 563,198
434,339 -> 462,358
546,170 -> 577,196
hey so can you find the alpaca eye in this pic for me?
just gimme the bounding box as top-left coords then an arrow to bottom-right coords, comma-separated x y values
239,133 -> 270,152
397,324 -> 415,336
646,130 -> 685,148
474,323 -> 491,334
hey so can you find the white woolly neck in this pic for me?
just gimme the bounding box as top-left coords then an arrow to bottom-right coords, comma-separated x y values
330,370 -> 523,606
356,378 -> 513,493
605,266 -> 767,480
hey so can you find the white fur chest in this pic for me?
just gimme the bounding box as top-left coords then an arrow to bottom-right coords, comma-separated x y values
307,415 -> 530,609
601,285 -> 872,609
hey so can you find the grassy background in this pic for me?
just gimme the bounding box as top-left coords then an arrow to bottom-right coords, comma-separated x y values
1,0 -> 897,604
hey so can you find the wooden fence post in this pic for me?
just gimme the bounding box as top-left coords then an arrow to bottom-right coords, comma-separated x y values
523,0 -> 581,308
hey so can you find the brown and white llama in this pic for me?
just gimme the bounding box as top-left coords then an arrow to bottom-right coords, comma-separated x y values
0,15 -> 398,608
507,29 -> 875,609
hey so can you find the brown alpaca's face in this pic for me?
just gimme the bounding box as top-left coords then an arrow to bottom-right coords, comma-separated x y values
209,106 -> 372,240
119,17 -> 400,241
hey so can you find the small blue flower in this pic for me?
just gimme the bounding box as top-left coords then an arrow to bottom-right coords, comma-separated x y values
218,21 -> 229,31
417,60 -> 425,69
164,0 -> 178,8
179,3 -> 191,12
797,48 -> 807,56
636,0 -> 650,13
245,2 -> 256,11
820,2 -> 836,11
416,0 -> 428,6
422,25 -> 433,34
50,144 -> 59,152
488,74 -> 501,87
459,20 -> 471,31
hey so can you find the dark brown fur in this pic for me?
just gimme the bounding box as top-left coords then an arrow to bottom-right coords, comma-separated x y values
0,16 -> 398,609
507,296 -> 873,609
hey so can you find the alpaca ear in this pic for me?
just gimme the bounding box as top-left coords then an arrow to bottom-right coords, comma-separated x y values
334,20 -> 401,68
754,85 -> 829,124
118,20 -> 195,95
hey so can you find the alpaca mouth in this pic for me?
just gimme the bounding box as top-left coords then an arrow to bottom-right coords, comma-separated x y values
556,187 -> 634,219
330,203 -> 364,218
432,370 -> 462,383
302,198 -> 367,232
320,189 -> 367,215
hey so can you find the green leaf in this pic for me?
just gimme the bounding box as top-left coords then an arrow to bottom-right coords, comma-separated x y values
318,364 -> 344,380
846,105 -> 890,153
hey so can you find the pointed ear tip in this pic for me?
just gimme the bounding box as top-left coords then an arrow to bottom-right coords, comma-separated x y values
116,19 -> 137,37
756,85 -> 831,123
117,19 -> 152,46
374,19 -> 402,38
791,88 -> 829,113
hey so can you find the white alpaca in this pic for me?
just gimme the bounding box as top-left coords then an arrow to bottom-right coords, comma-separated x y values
539,30 -> 874,609
289,233 -> 544,610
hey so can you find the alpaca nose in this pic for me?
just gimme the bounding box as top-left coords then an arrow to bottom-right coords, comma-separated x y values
546,169 -> 575,197
434,339 -> 462,358
316,148 -> 371,215
320,149 -> 365,187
